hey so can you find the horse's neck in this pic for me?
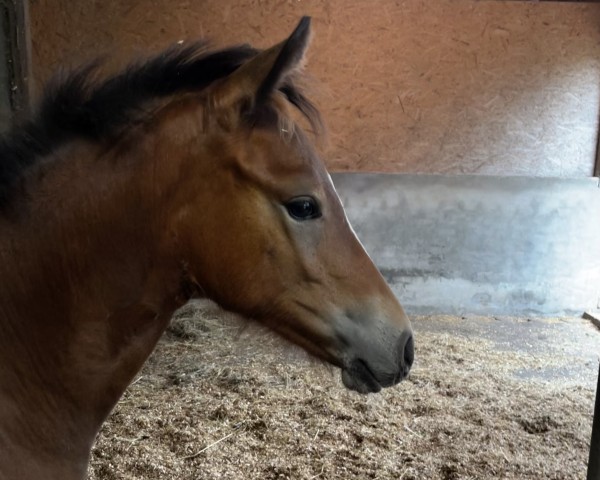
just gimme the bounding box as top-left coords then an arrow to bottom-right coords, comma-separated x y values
0,142 -> 190,479
0,441 -> 90,480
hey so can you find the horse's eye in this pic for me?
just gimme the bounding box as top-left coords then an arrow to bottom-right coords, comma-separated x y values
285,196 -> 321,221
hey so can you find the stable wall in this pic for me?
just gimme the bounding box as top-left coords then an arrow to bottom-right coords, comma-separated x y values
29,0 -> 600,177
334,173 -> 600,316
26,1 -> 600,315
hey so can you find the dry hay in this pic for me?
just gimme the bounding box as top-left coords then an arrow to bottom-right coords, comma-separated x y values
88,301 -> 596,479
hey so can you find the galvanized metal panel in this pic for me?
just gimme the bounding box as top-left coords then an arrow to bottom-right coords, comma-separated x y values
334,173 -> 600,315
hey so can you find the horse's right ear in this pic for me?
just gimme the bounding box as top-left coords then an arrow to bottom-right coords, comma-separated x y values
215,17 -> 311,112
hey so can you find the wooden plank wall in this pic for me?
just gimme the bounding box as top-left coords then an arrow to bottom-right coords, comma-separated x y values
28,0 -> 600,177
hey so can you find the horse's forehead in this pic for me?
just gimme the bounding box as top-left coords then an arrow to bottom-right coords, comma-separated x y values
220,128 -> 331,202
251,127 -> 325,177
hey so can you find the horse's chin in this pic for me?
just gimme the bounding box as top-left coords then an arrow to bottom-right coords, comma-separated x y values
341,360 -> 383,394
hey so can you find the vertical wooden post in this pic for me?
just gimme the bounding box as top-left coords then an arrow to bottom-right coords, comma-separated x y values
0,0 -> 31,131
595,72 -> 600,177
588,363 -> 600,480
595,124 -> 600,177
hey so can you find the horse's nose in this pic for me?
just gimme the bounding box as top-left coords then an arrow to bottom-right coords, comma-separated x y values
399,331 -> 414,376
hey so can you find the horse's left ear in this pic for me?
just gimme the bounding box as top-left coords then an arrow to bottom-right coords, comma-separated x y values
254,16 -> 311,104
216,16 -> 311,110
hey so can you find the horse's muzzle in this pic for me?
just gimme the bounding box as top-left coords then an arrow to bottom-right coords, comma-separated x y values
341,330 -> 414,394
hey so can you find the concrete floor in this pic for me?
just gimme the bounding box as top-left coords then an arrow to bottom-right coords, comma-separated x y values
413,315 -> 600,389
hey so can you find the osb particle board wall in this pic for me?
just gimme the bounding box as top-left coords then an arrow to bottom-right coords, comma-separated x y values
29,0 -> 600,177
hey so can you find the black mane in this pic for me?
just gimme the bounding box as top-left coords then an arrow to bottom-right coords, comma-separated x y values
0,41 -> 320,209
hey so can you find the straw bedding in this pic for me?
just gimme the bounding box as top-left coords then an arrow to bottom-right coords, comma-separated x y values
88,301 -> 595,479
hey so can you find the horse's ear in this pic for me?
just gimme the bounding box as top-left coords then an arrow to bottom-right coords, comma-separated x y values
216,16 -> 311,110
254,16 -> 311,104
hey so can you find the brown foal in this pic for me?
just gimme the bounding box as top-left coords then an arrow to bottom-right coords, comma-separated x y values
0,17 -> 413,479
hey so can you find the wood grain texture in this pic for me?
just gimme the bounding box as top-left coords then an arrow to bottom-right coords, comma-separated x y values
29,0 -> 600,177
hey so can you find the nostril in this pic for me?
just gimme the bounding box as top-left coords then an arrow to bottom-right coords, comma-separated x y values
402,333 -> 415,369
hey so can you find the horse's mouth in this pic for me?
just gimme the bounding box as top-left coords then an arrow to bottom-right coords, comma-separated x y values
341,359 -> 383,394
